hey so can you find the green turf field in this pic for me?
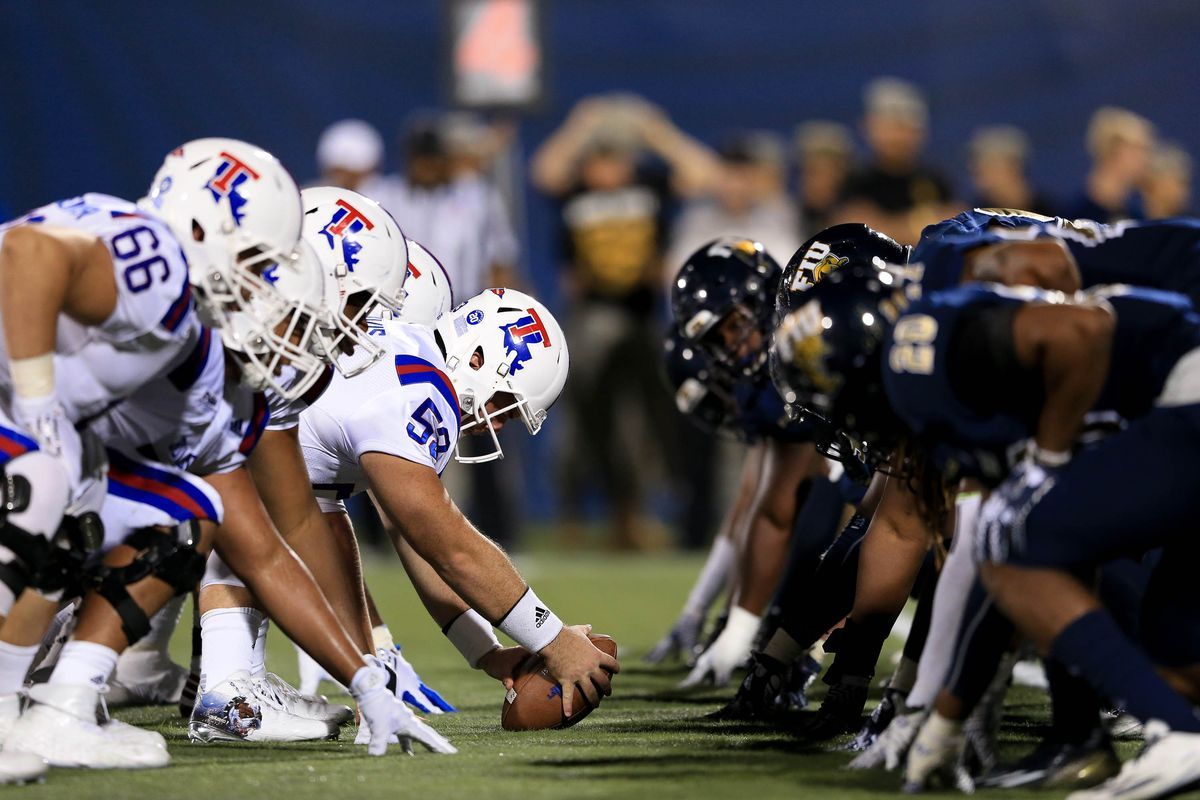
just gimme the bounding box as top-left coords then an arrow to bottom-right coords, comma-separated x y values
8,550 -> 1194,800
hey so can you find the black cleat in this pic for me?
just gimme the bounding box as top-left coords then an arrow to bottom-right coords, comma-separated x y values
707,654 -> 789,721
977,729 -> 1120,790
844,687 -> 906,752
793,676 -> 869,740
780,655 -> 821,712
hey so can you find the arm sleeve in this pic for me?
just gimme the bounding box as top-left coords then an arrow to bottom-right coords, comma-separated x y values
946,304 -> 1042,416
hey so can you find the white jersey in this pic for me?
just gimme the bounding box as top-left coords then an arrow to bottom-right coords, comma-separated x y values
0,194 -> 193,423
86,324 -> 270,476
301,321 -> 460,511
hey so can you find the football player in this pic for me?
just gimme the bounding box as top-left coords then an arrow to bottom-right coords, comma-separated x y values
789,262 -> 1200,799
666,238 -> 851,697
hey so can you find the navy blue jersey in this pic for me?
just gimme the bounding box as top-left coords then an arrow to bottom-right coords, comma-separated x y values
882,283 -> 1200,481
913,208 -> 1200,304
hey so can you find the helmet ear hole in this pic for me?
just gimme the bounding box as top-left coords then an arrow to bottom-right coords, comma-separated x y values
192,220 -> 205,242
469,346 -> 485,370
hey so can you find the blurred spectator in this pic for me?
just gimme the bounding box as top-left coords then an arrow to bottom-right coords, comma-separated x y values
531,93 -> 718,550
836,77 -> 956,245
1143,140 -> 1193,219
794,121 -> 855,239
967,125 -> 1056,214
1064,106 -> 1155,222
315,119 -> 387,193
666,130 -> 801,277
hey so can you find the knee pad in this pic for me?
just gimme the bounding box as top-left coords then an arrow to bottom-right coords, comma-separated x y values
91,520 -> 207,644
28,510 -> 105,600
0,451 -> 70,572
200,551 -> 245,590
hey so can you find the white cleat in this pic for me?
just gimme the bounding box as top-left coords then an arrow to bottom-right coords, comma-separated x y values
1068,721 -> 1200,800
106,649 -> 189,708
257,672 -> 352,727
7,684 -> 169,769
188,670 -> 338,743
0,693 -> 22,747
0,752 -> 46,785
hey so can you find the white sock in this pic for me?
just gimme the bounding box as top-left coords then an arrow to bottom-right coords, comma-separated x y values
683,536 -> 736,617
248,616 -> 268,678
372,624 -> 395,652
908,494 -> 981,709
199,607 -> 263,691
0,641 -> 40,694
48,641 -> 118,689
128,594 -> 186,654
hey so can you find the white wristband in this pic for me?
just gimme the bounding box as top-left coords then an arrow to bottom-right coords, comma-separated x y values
497,587 -> 563,653
10,353 -> 55,399
444,609 -> 502,668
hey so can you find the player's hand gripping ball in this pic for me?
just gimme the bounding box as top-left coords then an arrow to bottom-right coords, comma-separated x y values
501,634 -> 618,730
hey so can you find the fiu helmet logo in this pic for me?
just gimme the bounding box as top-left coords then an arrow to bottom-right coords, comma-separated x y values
790,241 -> 848,293
779,300 -> 838,393
500,308 -> 552,374
318,199 -> 375,272
205,151 -> 261,226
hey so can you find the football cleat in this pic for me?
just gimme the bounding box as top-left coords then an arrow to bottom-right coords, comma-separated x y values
188,670 -> 337,743
106,649 -> 189,708
979,728 -> 1119,790
708,654 -> 790,721
1067,721 -> 1200,800
0,752 -> 46,784
781,655 -> 822,712
845,687 -> 907,752
0,693 -> 21,747
793,676 -> 869,740
258,672 -> 353,726
7,684 -> 169,769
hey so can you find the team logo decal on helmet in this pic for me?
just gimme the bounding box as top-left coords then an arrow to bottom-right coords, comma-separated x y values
500,310 -> 552,374
204,151 -> 261,225
317,199 -> 375,272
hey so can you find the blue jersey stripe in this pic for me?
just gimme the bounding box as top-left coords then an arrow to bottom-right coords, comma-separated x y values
106,449 -> 219,522
394,355 -> 461,433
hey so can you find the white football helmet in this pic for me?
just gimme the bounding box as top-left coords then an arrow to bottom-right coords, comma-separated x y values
227,239 -> 332,401
300,186 -> 408,376
139,138 -> 304,350
396,240 -> 454,326
434,289 -> 568,463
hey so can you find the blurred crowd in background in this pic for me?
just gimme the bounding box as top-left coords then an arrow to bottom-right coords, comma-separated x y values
316,76 -> 1194,554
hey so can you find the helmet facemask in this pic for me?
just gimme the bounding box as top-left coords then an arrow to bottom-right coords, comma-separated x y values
452,348 -> 544,464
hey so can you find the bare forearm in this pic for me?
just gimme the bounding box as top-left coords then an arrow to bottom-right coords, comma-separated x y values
733,513 -> 790,614
393,533 -> 469,628
0,228 -> 72,358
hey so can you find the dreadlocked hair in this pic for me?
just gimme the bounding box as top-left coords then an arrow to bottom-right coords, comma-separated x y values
896,438 -> 954,565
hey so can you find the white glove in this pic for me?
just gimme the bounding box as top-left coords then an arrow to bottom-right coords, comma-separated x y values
679,606 -> 760,688
12,393 -> 75,462
378,646 -> 455,714
350,661 -> 456,756
902,712 -> 973,794
848,708 -> 928,771
644,610 -> 703,665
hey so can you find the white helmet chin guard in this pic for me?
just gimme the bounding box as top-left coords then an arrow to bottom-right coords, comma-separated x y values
228,240 -> 332,402
300,186 -> 408,376
434,288 -> 568,463
139,138 -> 304,347
395,239 -> 454,327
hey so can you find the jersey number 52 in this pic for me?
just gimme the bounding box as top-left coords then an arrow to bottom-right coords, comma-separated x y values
407,398 -> 451,460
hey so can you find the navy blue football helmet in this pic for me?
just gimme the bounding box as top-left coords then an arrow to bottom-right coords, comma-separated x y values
662,330 -> 738,433
777,223 -> 910,323
671,237 -> 782,377
771,257 -> 913,470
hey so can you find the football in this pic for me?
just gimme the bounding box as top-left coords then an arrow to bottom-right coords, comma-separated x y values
500,634 -> 618,731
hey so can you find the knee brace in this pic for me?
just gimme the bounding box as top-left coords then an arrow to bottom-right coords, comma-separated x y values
29,510 -> 105,600
90,520 -> 206,644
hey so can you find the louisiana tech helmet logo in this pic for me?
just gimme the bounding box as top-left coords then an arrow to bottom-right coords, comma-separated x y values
318,199 -> 375,272
205,151 -> 261,226
500,308 -> 552,374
